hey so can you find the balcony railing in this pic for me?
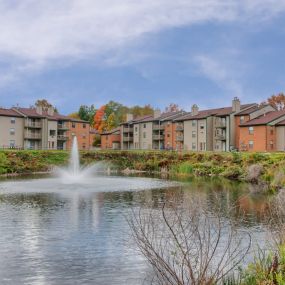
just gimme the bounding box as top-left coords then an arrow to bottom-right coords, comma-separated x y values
24,133 -> 42,139
176,125 -> 184,131
153,135 -> 164,140
58,124 -> 69,130
215,134 -> 226,141
176,135 -> 184,141
215,121 -> 226,128
57,135 -> 69,141
123,127 -> 133,133
153,124 -> 164,131
24,121 -> 42,128
123,137 -> 133,142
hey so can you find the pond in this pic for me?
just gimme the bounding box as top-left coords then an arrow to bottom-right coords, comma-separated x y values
0,174 -> 271,285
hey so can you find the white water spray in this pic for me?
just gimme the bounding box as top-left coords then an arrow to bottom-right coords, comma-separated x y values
69,136 -> 80,175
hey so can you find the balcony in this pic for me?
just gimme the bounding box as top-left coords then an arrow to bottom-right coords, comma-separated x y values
215,121 -> 226,128
123,127 -> 133,133
215,134 -> 226,141
153,135 -> 164,140
123,137 -> 133,142
176,135 -> 184,142
25,121 -> 42,128
58,124 -> 69,130
176,124 -> 184,131
57,135 -> 69,141
153,124 -> 164,131
24,133 -> 42,140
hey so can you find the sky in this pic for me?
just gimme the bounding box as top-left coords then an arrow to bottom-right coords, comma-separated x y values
0,0 -> 285,114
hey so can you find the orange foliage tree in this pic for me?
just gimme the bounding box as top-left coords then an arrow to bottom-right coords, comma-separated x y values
94,105 -> 106,132
268,93 -> 285,110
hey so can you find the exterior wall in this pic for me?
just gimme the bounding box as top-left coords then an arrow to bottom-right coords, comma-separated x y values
47,120 -> 57,150
235,115 -> 250,149
24,117 -> 43,150
66,121 -> 90,150
0,116 -> 24,148
184,119 -> 207,151
101,133 -> 121,149
213,116 -> 228,152
174,122 -> 183,151
121,124 -> 134,150
139,122 -> 152,150
239,126 -> 268,151
164,121 -> 175,150
206,117 -> 214,151
276,126 -> 285,151
249,105 -> 275,120
133,123 -> 140,149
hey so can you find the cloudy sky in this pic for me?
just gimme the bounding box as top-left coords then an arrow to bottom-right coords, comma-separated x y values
0,0 -> 285,114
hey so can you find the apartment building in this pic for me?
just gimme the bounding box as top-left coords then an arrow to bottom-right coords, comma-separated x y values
0,108 -> 24,149
239,110 -> 285,151
0,106 -> 90,150
101,127 -> 121,149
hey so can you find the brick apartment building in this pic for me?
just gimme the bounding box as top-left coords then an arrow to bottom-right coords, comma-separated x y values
0,106 -> 91,150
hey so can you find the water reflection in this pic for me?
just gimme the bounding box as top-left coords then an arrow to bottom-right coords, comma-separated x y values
0,176 -> 272,285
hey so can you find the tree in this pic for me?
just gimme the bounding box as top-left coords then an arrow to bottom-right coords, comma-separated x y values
68,112 -> 80,119
128,196 -> 251,285
35,99 -> 58,113
165,103 -> 180,113
78,105 -> 96,125
130,104 -> 154,117
105,112 -> 116,131
267,93 -> 285,110
94,105 -> 106,132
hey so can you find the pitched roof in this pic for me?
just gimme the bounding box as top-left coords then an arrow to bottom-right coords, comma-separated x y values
121,115 -> 153,125
235,104 -> 274,116
240,110 -> 285,126
174,104 -> 256,121
0,108 -> 23,117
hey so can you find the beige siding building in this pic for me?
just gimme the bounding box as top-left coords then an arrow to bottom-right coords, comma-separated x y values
0,109 -> 24,149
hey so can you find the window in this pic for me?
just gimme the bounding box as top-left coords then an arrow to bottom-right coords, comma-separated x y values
192,120 -> 196,127
249,140 -> 254,149
83,123 -> 86,128
192,131 -> 196,138
9,128 -> 15,135
270,140 -> 274,150
49,130 -> 56,136
143,124 -> 146,128
143,132 -> 146,138
248,127 -> 254,134
52,142 -> 55,149
192,143 -> 196,150
72,122 -> 76,128
82,133 -> 86,139
167,134 -> 170,138
200,125 -> 204,130
9,140 -> 15,148
135,127 -> 138,132
270,127 -> 274,135
82,143 -> 86,149
240,116 -> 245,124
11,117 -> 15,124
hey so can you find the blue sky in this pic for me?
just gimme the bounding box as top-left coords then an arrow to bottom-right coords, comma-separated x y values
0,0 -> 285,114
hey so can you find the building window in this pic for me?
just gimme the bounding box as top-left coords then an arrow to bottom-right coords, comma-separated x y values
192,143 -> 196,150
143,132 -> 146,139
11,117 -> 15,124
270,140 -> 274,150
192,131 -> 196,138
192,121 -> 196,127
72,122 -> 76,128
49,130 -> 56,137
240,116 -> 245,124
9,140 -> 15,147
270,127 -> 274,135
167,134 -> 170,138
135,127 -> 138,132
249,140 -> 254,149
200,125 -> 204,130
143,124 -> 146,128
82,133 -> 86,139
10,128 -> 15,135
82,143 -> 86,149
248,127 -> 254,134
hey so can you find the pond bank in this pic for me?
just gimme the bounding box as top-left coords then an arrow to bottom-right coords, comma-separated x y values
1,150 -> 285,191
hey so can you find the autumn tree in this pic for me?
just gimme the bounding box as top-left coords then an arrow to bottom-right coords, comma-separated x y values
78,105 -> 96,125
68,112 -> 80,119
35,99 -> 58,113
105,112 -> 116,131
165,103 -> 180,113
130,104 -> 154,117
94,105 -> 106,132
267,93 -> 285,110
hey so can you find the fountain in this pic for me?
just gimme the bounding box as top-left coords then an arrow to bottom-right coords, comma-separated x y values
69,136 -> 80,176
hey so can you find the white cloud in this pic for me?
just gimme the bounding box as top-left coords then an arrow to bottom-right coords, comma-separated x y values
0,0 -> 284,87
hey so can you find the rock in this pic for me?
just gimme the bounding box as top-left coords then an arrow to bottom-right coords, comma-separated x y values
246,164 -> 264,183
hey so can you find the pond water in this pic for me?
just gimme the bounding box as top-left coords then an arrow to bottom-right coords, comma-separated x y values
0,174 -> 272,285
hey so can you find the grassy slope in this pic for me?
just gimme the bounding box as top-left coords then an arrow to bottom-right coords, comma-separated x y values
1,150 -> 285,190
